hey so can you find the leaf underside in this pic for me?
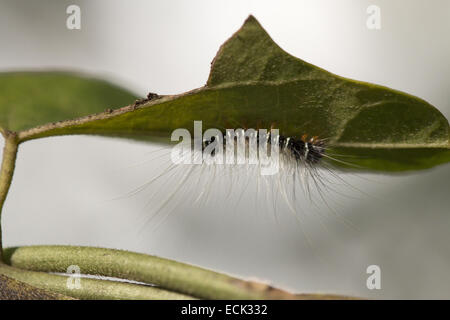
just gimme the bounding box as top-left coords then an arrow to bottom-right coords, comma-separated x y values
1,16 -> 449,172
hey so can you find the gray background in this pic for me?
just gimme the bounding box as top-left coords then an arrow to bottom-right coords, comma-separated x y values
1,0 -> 450,299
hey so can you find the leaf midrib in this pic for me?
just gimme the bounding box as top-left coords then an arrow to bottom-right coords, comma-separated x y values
14,78 -> 448,146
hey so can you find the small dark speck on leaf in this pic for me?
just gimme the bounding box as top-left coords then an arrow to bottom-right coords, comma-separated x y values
147,92 -> 160,100
132,92 -> 161,110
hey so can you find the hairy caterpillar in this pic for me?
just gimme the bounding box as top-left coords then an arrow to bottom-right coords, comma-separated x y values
116,123 -> 363,236
201,130 -> 326,166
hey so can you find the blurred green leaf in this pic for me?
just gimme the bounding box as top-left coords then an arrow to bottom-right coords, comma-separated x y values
0,72 -> 137,133
5,16 -> 450,172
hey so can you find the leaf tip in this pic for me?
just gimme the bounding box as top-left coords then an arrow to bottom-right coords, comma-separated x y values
244,14 -> 257,24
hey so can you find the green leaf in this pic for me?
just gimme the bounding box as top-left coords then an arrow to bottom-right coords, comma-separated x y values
7,16 -> 450,172
0,71 -> 137,134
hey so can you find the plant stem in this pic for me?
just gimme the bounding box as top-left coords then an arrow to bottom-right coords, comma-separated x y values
0,131 -> 19,262
0,133 -> 62,299
4,245 -> 301,299
0,263 -> 194,300
0,272 -> 74,300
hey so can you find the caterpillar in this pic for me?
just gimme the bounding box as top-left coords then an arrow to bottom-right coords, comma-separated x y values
202,131 -> 327,166
116,123 -> 365,237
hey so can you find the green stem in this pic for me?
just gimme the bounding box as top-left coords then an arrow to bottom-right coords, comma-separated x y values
0,132 -> 71,299
4,245 -> 299,299
0,263 -> 194,300
0,132 -> 19,262
0,272 -> 73,300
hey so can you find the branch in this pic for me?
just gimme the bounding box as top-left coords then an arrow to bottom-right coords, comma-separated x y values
0,271 -> 73,300
0,263 -> 193,300
0,131 -> 19,262
4,245 -> 302,299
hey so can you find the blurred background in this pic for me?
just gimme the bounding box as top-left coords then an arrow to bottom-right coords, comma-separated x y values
1,0 -> 450,299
